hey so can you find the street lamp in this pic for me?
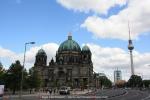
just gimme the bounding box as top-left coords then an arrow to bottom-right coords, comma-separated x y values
20,42 -> 35,99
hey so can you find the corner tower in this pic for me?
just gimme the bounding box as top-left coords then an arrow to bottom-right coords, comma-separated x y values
82,45 -> 92,64
34,48 -> 47,66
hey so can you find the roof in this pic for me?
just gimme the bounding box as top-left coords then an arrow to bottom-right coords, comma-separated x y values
36,48 -> 47,56
82,45 -> 90,51
58,35 -> 81,52
82,45 -> 91,54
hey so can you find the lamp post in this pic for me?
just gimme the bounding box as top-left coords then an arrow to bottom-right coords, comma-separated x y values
20,42 -> 35,99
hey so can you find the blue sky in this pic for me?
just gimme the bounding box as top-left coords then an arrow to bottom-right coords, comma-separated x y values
0,0 -> 149,53
0,0 -> 89,52
0,0 -> 150,80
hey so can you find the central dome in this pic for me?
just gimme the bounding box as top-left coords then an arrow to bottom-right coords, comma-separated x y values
58,34 -> 81,52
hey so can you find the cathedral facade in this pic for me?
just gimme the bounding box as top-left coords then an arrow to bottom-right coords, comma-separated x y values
34,34 -> 93,88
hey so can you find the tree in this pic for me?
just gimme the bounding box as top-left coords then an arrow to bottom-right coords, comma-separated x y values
0,62 -> 3,70
5,60 -> 26,94
0,62 -> 6,85
27,67 -> 42,92
127,75 -> 143,88
99,76 -> 112,88
115,80 -> 126,88
142,80 -> 150,88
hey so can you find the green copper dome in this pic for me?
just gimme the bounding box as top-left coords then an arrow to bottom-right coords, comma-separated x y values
82,45 -> 90,51
36,49 -> 47,56
58,35 -> 81,52
82,45 -> 91,54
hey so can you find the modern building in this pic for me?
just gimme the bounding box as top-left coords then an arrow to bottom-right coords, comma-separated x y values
34,34 -> 93,88
98,73 -> 106,77
114,70 -> 122,83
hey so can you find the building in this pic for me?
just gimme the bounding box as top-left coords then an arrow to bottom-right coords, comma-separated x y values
114,70 -> 122,83
98,73 -> 106,77
34,34 -> 93,88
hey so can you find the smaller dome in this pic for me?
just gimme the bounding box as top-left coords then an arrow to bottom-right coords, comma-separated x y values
36,49 -> 47,56
82,45 -> 91,52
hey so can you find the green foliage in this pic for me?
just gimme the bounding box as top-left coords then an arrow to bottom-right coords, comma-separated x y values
0,62 -> 6,85
27,67 -> 42,90
99,76 -> 112,88
0,62 -> 3,70
0,61 -> 43,93
142,80 -> 150,88
127,75 -> 143,88
4,60 -> 26,94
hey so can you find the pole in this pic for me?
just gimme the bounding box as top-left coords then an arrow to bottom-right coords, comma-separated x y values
20,42 -> 35,99
20,43 -> 27,99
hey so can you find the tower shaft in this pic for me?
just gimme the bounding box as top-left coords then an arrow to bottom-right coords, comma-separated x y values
129,50 -> 134,75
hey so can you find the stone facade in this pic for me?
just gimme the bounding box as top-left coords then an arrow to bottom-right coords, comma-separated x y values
34,34 -> 93,88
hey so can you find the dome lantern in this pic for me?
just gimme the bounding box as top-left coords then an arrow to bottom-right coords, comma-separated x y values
68,32 -> 72,40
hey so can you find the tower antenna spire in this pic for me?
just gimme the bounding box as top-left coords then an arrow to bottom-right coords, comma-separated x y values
128,21 -> 131,40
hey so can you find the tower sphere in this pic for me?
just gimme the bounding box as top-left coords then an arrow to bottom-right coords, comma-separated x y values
128,40 -> 134,50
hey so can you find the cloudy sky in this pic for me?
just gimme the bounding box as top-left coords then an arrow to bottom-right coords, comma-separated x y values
0,0 -> 150,81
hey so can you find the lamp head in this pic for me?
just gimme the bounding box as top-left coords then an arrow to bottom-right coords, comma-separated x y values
29,42 -> 35,44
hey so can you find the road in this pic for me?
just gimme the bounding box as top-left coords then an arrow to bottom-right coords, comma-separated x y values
107,89 -> 150,100
1,89 -> 150,100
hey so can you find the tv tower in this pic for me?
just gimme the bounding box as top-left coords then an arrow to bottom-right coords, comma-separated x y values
128,22 -> 134,75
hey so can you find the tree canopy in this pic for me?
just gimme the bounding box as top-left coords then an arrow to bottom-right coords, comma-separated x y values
27,67 -> 42,90
5,60 -> 23,94
0,62 -> 5,85
127,75 -> 143,88
142,80 -> 150,88
99,76 -> 112,88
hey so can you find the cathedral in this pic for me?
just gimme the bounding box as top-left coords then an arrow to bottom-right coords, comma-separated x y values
34,34 -> 93,88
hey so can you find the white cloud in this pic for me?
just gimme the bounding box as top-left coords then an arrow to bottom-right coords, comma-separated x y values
86,43 -> 150,81
21,43 -> 59,69
0,43 -> 59,70
81,0 -> 150,40
56,0 -> 150,80
0,46 -> 16,58
1,43 -> 150,81
57,0 -> 127,15
57,0 -> 150,40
